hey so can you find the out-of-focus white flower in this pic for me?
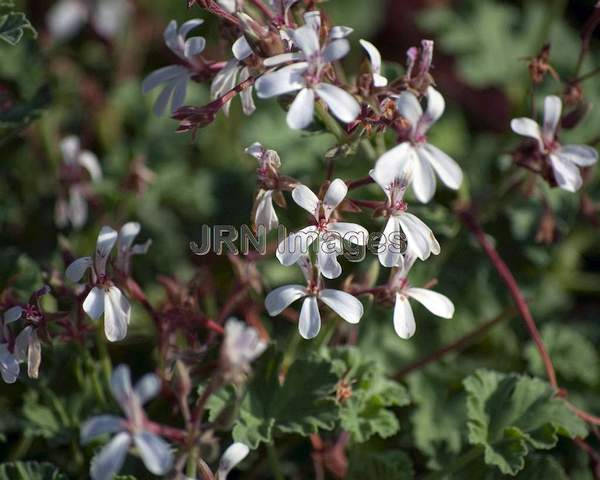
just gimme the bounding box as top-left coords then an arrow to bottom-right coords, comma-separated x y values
55,136 -> 102,230
511,95 -> 598,192
246,142 -> 282,232
255,12 -> 359,130
66,226 -> 131,342
265,256 -> 363,339
46,0 -> 131,41
0,307 -> 22,383
115,222 -> 152,276
359,39 -> 387,87
371,144 -> 440,267
388,255 -> 454,339
217,442 -> 250,480
81,365 -> 172,480
221,318 -> 267,377
142,19 -> 206,116
379,87 -> 463,203
276,179 -> 368,279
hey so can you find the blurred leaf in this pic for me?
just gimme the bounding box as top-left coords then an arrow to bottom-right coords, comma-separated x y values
0,461 -> 66,480
464,369 -> 588,475
347,448 -> 413,480
0,11 -> 36,46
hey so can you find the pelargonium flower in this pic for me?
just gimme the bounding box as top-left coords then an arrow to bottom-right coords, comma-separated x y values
276,179 -> 368,279
142,19 -> 206,116
265,256 -> 363,339
66,226 -> 131,341
0,307 -> 22,383
359,39 -> 388,87
511,95 -> 598,192
246,142 -> 282,232
210,57 -> 255,118
381,87 -> 463,203
46,0 -> 131,41
80,365 -> 173,480
371,146 -> 440,267
55,135 -> 102,230
255,12 -> 360,129
388,254 -> 454,339
220,318 -> 267,382
115,222 -> 152,276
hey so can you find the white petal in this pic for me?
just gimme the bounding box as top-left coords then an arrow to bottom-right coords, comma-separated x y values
142,65 -> 188,93
81,415 -> 124,444
210,59 -> 240,100
0,346 -> 19,383
95,226 -> 118,274
184,36 -> 206,59
398,212 -> 439,261
420,143 -> 463,190
411,151 -> 437,203
233,35 -> 253,60
14,325 -> 32,362
298,296 -> 321,339
406,287 -> 454,318
179,18 -> 204,38
218,443 -> 250,478
371,143 -> 414,199
317,246 -> 342,279
322,39 -> 350,63
134,374 -> 161,404
395,92 -> 423,130
292,24 -> 320,57
66,256 -> 93,283
152,81 -> 177,117
314,83 -> 360,123
329,25 -> 353,40
239,67 -> 256,115
83,287 -> 105,320
68,187 -> 88,229
104,286 -> 130,342
378,216 -> 404,268
134,431 -> 173,475
322,178 -> 348,219
265,285 -> 306,316
255,190 -> 279,232
557,145 -> 598,167
170,75 -> 190,113
46,0 -> 88,41
118,222 -> 141,251
291,184 -> 320,218
263,52 -> 304,67
3,306 -> 23,324
78,151 -> 102,182
393,294 -> 416,339
543,95 -> 562,143
359,39 -> 382,72
549,154 -> 582,192
276,226 -> 319,266
417,87 -> 445,135
90,431 -> 131,480
328,222 -> 368,246
287,88 -> 315,130
303,10 -> 321,31
319,289 -> 363,324
60,135 -> 80,163
26,329 -> 41,378
163,20 -> 179,51
110,364 -> 133,406
255,63 -> 307,98
510,117 -> 543,148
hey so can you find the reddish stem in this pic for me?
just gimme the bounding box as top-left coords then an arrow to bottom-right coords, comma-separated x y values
347,176 -> 374,190
146,421 -> 187,443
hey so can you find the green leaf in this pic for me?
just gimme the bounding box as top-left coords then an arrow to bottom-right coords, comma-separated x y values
457,454 -> 569,479
210,348 -> 339,448
0,11 -> 36,46
464,369 -> 588,475
0,461 -> 66,480
347,449 -> 413,480
525,323 -> 599,386
328,347 -> 410,443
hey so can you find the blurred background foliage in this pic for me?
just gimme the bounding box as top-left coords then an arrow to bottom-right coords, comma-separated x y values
0,0 -> 599,478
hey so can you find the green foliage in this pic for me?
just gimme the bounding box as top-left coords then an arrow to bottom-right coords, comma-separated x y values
464,369 -> 587,475
327,347 -> 410,443
208,348 -> 339,448
0,461 -> 66,480
346,448 -> 413,480
0,3 -> 36,46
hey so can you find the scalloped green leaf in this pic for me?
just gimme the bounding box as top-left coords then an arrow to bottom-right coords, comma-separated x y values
0,11 -> 36,46
464,369 -> 588,475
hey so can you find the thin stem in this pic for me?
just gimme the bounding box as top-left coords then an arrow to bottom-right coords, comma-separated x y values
249,0 -> 276,20
267,443 -> 285,480
347,176 -> 374,190
573,64 -> 600,83
458,207 -> 559,390
574,5 -> 600,77
394,308 -> 515,379
315,102 -> 345,142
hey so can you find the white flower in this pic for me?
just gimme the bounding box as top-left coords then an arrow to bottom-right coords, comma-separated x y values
221,318 -> 267,382
371,145 -> 440,267
388,255 -> 454,339
66,226 -> 131,342
276,179 -> 368,279
246,142 -> 281,232
210,59 -> 256,117
115,222 -> 152,276
81,365 -> 173,480
380,87 -> 463,203
0,307 -> 22,383
55,135 -> 102,230
46,0 -> 131,41
15,325 -> 42,379
511,95 -> 598,192
359,39 -> 388,87
142,19 -> 206,116
255,12 -> 360,130
265,257 -> 363,339
216,442 -> 250,480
